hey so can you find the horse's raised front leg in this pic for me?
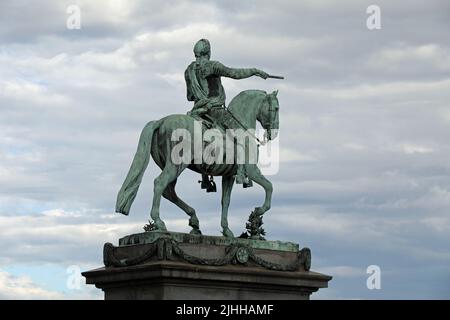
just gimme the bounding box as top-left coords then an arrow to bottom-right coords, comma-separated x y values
163,180 -> 201,235
245,165 -> 273,216
150,163 -> 184,231
221,175 -> 235,237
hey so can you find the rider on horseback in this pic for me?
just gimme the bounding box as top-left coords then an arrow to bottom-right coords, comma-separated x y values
185,38 -> 269,192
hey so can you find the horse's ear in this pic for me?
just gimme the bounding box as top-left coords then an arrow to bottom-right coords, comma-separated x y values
272,90 -> 278,97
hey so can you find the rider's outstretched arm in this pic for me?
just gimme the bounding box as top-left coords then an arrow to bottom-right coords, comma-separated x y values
210,61 -> 268,79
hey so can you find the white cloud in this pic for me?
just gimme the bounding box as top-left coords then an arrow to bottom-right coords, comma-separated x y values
306,78 -> 450,100
279,148 -> 319,162
316,266 -> 365,278
368,44 -> 450,73
0,269 -> 63,300
0,212 -> 139,265
402,144 -> 434,154
0,0 -> 450,299
0,80 -> 69,105
343,143 -> 367,151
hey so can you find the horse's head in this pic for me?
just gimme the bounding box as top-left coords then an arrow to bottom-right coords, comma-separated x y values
258,90 -> 279,141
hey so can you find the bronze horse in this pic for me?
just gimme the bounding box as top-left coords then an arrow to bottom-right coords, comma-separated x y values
116,89 -> 279,238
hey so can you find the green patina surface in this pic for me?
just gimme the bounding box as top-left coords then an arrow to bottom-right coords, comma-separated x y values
115,39 -> 281,239
119,231 -> 299,252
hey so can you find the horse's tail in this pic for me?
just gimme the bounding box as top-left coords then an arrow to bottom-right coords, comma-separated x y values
116,120 -> 161,215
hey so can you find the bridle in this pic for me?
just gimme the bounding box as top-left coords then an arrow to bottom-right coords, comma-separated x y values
261,93 -> 278,142
223,92 -> 278,146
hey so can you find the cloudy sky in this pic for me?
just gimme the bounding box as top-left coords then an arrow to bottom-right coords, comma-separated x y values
1,0 -> 449,299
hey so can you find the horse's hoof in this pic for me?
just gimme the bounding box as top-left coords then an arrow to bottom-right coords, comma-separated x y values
253,207 -> 265,216
154,219 -> 167,231
222,228 -> 235,238
189,216 -> 200,229
190,228 -> 202,235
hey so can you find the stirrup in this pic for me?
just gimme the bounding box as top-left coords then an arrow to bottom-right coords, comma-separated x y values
207,179 -> 217,193
198,175 -> 217,192
243,179 -> 253,188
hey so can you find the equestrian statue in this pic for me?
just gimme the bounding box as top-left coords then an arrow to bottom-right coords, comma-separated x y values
115,39 -> 282,238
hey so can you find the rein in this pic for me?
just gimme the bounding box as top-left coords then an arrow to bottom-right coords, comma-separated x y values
222,105 -> 266,146
222,93 -> 275,146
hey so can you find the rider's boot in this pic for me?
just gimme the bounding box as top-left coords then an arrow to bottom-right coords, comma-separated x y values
199,174 -> 209,189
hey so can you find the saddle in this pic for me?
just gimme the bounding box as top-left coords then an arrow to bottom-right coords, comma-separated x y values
188,106 -> 233,131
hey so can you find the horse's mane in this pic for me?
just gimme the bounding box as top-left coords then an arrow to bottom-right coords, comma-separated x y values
228,90 -> 267,112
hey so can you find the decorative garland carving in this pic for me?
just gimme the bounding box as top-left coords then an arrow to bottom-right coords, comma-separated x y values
104,236 -> 311,272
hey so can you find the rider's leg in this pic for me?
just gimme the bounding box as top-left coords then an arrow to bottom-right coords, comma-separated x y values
200,174 -> 209,189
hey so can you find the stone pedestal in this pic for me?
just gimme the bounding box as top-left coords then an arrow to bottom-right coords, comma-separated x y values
82,231 -> 332,300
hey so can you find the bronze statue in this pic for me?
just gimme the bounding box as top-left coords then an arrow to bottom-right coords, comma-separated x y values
116,39 -> 281,238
